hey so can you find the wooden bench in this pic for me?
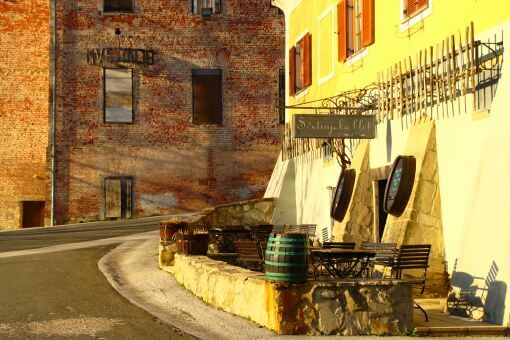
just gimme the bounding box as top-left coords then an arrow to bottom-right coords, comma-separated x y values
323,242 -> 356,250
360,242 -> 398,278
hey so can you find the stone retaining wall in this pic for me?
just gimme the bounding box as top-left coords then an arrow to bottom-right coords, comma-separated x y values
170,254 -> 414,335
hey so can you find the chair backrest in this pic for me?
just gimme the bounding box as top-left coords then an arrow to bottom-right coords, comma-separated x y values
322,227 -> 329,243
323,242 -> 356,250
394,244 -> 431,294
260,241 -> 268,258
360,242 -> 397,265
234,240 -> 263,270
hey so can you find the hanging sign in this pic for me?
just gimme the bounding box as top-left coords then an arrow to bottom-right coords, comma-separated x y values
292,114 -> 376,139
330,169 -> 356,222
384,155 -> 416,216
87,48 -> 154,66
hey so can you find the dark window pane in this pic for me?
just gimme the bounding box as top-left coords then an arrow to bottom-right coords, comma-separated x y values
278,69 -> 285,124
193,69 -> 222,124
192,0 -> 221,14
104,0 -> 133,12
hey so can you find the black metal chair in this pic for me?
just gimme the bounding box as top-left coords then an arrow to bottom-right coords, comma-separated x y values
321,227 -> 330,243
391,244 -> 431,321
234,240 -> 264,271
360,242 -> 398,278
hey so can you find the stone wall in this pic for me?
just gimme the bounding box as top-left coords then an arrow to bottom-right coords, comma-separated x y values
209,197 -> 276,227
383,122 -> 448,296
170,254 -> 414,335
333,141 -> 375,243
0,1 -> 50,229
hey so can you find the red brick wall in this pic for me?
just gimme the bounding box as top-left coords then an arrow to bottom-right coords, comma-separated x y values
0,1 -> 50,229
53,1 -> 285,223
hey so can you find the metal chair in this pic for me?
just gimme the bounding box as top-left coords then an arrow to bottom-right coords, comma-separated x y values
321,227 -> 330,243
360,242 -> 398,278
234,240 -> 264,271
391,244 -> 431,321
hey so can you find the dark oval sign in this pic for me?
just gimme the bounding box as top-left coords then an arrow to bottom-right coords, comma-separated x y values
330,169 -> 356,222
384,155 -> 416,216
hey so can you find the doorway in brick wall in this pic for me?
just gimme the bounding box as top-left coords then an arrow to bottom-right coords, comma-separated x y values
21,201 -> 45,228
104,177 -> 133,220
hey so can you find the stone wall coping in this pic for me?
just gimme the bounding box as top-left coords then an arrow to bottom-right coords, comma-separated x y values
212,197 -> 276,209
177,254 -> 410,287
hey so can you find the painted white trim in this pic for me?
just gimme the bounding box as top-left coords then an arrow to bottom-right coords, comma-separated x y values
344,47 -> 368,67
293,87 -> 309,101
318,4 -> 335,86
399,0 -> 433,32
294,29 -> 309,44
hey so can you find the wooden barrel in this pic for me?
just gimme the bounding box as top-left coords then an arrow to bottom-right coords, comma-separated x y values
265,233 -> 309,283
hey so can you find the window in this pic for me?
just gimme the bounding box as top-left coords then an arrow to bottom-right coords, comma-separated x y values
278,69 -> 285,124
104,68 -> 133,123
192,0 -> 221,15
338,0 -> 374,62
104,177 -> 133,219
404,0 -> 429,18
104,0 -> 133,12
289,33 -> 312,96
192,69 -> 222,124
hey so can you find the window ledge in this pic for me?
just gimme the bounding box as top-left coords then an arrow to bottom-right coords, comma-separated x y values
293,87 -> 309,101
319,72 -> 334,86
345,48 -> 368,67
400,6 -> 432,32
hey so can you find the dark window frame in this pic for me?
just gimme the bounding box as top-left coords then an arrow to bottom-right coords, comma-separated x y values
103,68 -> 134,124
103,0 -> 134,13
192,0 -> 222,15
278,68 -> 286,124
192,69 -> 223,125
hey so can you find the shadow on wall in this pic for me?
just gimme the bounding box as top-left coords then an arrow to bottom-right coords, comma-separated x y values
447,260 -> 507,325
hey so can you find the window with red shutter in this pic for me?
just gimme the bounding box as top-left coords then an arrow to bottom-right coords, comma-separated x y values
303,33 -> 312,88
339,0 -> 374,62
289,34 -> 311,96
289,46 -> 296,96
405,0 -> 429,18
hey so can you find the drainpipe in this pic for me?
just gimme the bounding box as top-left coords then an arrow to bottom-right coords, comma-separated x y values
50,0 -> 57,226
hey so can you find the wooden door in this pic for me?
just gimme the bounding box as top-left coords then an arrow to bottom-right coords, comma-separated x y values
21,201 -> 45,228
105,177 -> 132,219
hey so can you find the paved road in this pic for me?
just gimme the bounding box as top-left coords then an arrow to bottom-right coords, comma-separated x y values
0,215 -> 175,252
0,244 -> 191,339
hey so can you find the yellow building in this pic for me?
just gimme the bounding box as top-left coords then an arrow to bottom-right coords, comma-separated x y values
268,0 -> 510,326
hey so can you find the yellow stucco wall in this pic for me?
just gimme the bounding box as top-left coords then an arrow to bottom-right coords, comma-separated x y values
287,0 -> 510,108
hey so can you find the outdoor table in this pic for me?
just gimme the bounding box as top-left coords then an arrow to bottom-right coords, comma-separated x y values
311,249 -> 376,279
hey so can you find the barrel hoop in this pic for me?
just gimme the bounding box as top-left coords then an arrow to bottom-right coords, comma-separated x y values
266,272 -> 307,278
267,243 -> 308,248
265,260 -> 307,267
265,250 -> 307,256
268,237 -> 308,243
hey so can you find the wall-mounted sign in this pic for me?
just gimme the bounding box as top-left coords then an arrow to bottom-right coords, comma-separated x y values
330,169 -> 356,222
87,48 -> 154,66
292,114 -> 376,139
384,155 -> 416,216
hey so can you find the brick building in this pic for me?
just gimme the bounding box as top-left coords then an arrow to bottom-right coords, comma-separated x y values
0,0 -> 285,229
0,1 -> 50,230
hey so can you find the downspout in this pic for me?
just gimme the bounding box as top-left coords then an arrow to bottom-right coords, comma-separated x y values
50,0 -> 57,226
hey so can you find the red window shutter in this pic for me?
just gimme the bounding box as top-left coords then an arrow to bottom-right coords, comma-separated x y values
362,0 -> 375,47
406,0 -> 428,17
303,33 -> 312,87
289,46 -> 296,96
337,0 -> 347,62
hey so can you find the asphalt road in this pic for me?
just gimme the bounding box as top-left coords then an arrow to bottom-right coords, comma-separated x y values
0,217 -> 169,252
0,244 -> 191,339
